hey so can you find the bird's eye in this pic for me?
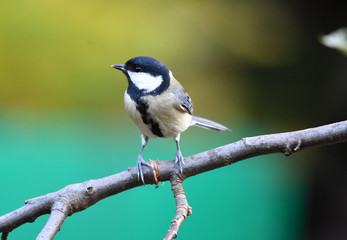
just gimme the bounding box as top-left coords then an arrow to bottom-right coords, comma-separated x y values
134,67 -> 141,72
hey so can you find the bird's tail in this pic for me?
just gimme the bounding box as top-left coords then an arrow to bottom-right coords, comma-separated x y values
191,116 -> 231,132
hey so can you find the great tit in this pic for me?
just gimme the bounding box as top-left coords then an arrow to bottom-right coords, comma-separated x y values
112,56 -> 230,184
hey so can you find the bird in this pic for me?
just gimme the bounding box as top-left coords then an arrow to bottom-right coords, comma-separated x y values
111,56 -> 230,184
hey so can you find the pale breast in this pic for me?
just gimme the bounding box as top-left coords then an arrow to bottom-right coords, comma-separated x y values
146,91 -> 192,138
124,93 -> 157,138
124,82 -> 193,139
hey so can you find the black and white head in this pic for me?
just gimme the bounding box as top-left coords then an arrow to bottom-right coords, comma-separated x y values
112,56 -> 171,96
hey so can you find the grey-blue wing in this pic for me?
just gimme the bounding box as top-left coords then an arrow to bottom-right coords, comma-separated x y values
172,87 -> 193,115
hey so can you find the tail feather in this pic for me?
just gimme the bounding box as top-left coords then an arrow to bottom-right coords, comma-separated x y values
191,116 -> 231,132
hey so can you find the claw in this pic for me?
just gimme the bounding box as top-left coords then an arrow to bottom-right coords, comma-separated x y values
135,135 -> 152,185
175,150 -> 185,173
136,155 -> 152,185
174,134 -> 185,173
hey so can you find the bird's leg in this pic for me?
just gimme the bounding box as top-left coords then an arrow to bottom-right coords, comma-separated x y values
136,135 -> 152,184
174,134 -> 185,173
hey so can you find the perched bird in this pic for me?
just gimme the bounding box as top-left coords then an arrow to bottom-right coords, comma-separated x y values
111,56 -> 230,183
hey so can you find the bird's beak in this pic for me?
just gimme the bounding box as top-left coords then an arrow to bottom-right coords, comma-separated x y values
111,64 -> 125,71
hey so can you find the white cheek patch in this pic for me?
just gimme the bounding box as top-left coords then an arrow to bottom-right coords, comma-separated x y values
128,71 -> 163,93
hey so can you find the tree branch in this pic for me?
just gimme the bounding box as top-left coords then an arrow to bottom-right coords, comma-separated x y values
36,201 -> 69,240
164,173 -> 192,240
1,120 -> 346,239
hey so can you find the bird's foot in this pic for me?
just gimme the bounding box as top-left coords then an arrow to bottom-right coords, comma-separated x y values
175,150 -> 185,173
136,156 -> 152,185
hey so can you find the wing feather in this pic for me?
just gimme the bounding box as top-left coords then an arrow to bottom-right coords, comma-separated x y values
172,87 -> 193,114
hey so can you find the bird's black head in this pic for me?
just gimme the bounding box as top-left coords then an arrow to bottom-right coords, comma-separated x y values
112,56 -> 171,99
124,56 -> 170,77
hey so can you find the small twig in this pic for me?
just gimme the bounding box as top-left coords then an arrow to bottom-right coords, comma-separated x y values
1,232 -> 9,240
164,174 -> 192,240
36,202 -> 69,240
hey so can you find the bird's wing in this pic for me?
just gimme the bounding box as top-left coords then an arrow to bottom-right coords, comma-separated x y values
172,83 -> 194,115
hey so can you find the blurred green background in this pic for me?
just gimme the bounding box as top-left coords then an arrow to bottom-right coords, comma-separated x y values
1,0 -> 347,239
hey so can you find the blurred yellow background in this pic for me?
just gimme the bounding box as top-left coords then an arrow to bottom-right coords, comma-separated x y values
1,0 -> 346,239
